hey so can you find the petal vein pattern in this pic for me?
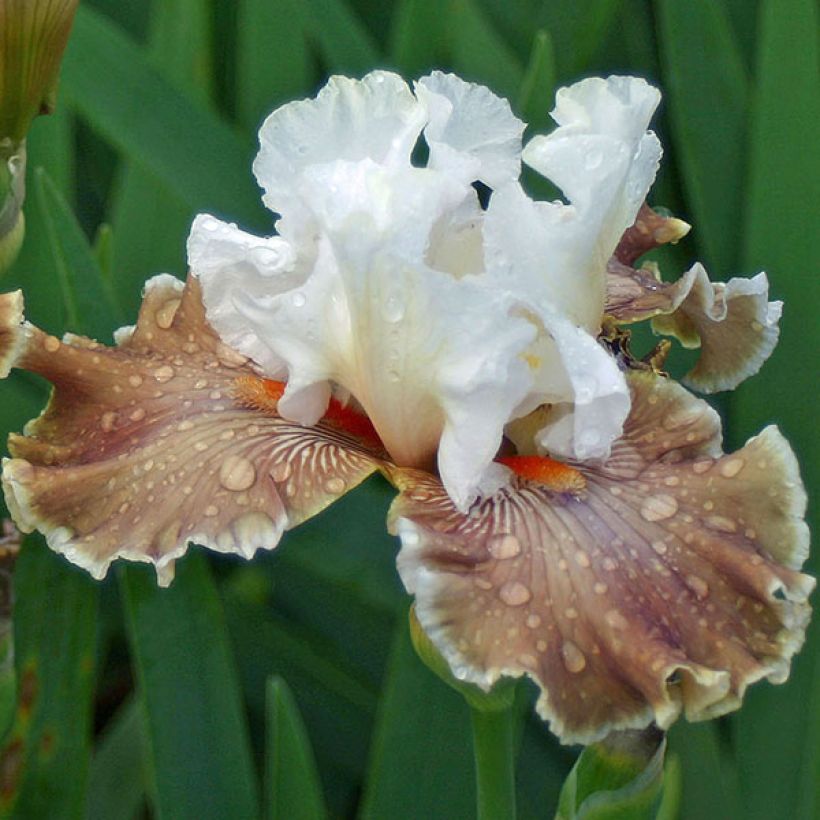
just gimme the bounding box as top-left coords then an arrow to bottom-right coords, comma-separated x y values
391,372 -> 813,744
0,276 -> 379,585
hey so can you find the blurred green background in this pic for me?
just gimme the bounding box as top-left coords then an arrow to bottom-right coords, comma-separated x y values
0,0 -> 817,817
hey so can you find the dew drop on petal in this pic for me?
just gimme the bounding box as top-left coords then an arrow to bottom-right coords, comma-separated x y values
720,458 -> 745,478
249,246 -> 282,269
155,299 -> 181,330
526,613 -> 541,629
290,291 -> 306,308
488,533 -> 521,560
44,335 -> 60,353
605,609 -> 629,630
128,374 -> 144,388
219,455 -> 257,491
585,149 -> 603,170
640,494 -> 679,522
561,640 -> 587,673
499,581 -> 532,606
270,461 -> 292,483
324,476 -> 346,494
100,411 -> 117,432
204,505 -> 219,517
686,575 -> 710,599
382,294 -> 405,323
153,365 -> 175,383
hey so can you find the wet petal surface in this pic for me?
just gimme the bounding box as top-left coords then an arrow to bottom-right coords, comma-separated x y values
390,372 -> 812,743
0,276 -> 379,584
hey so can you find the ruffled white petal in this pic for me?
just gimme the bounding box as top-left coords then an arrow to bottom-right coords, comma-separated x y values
517,76 -> 662,330
253,70 -> 426,215
415,71 -> 525,189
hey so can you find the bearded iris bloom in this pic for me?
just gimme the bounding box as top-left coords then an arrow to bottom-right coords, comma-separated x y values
0,71 -> 811,743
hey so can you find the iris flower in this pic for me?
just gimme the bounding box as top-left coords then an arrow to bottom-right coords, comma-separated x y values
0,72 -> 811,744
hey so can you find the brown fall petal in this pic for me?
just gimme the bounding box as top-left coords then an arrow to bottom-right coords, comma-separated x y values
390,371 -> 812,744
0,274 -> 380,584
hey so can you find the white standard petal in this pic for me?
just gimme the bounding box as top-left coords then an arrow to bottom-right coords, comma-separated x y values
505,304 -> 630,462
253,71 -> 426,215
415,71 -> 525,189
187,213 -> 299,377
515,76 -> 662,330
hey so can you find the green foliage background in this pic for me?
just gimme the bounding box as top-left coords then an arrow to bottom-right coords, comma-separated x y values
0,0 -> 817,817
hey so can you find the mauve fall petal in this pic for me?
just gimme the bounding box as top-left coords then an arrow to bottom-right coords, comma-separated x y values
390,372 -> 812,744
0,275 -> 379,584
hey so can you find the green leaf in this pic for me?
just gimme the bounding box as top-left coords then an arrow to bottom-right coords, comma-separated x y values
121,553 -> 260,820
0,541 -> 98,819
656,0 -> 750,274
86,697 -> 147,820
555,729 -> 666,820
32,168 -> 122,340
517,29 -> 557,130
61,6 -> 263,229
303,0 -> 381,72
388,0 -> 450,75
667,721 -> 742,819
266,676 -> 327,820
449,0 -> 525,100
729,2 -> 820,819
236,0 -> 313,131
109,0 -> 216,316
359,623 -> 476,820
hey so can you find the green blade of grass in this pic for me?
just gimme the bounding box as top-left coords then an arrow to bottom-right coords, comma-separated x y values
303,0 -> 380,72
387,0 -> 450,75
266,676 -> 327,820
122,554 -> 260,820
730,2 -> 820,817
86,697 -> 147,820
236,0 -> 313,131
358,622 -> 476,820
517,29 -> 557,130
61,6 -> 264,229
656,0 -> 749,274
0,541 -> 98,818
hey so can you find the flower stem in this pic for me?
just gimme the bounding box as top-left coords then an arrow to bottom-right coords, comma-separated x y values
470,705 -> 517,820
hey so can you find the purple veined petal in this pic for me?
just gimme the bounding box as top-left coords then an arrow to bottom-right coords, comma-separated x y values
0,275 -> 381,585
389,371 -> 812,744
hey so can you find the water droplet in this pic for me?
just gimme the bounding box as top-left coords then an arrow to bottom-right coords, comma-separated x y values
381,294 -> 405,323
564,607 -> 579,620
387,369 -> 400,383
128,374 -> 144,388
593,582 -> 608,595
526,614 -> 541,629
324,476 -> 346,494
488,533 -> 521,560
750,320 -> 764,332
194,441 -> 209,452
155,299 -> 181,330
692,458 -> 713,475
249,246 -> 281,269
202,219 -> 220,232
605,609 -> 628,630
640,494 -> 679,522
585,149 -> 603,170
651,540 -> 668,555
499,581 -> 531,606
290,291 -> 307,308
100,411 -> 117,432
204,505 -> 219,516
561,640 -> 586,673
43,335 -> 60,353
215,342 -> 248,368
719,458 -> 745,478
686,575 -> 710,598
704,515 -> 737,533
177,420 -> 194,432
270,461 -> 292,482
219,455 -> 257,491
153,365 -> 174,383
129,408 -> 146,422
574,550 -> 591,568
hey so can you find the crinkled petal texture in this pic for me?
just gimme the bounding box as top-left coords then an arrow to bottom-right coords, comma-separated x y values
191,71 -> 669,507
391,372 -> 813,744
0,276 -> 380,585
